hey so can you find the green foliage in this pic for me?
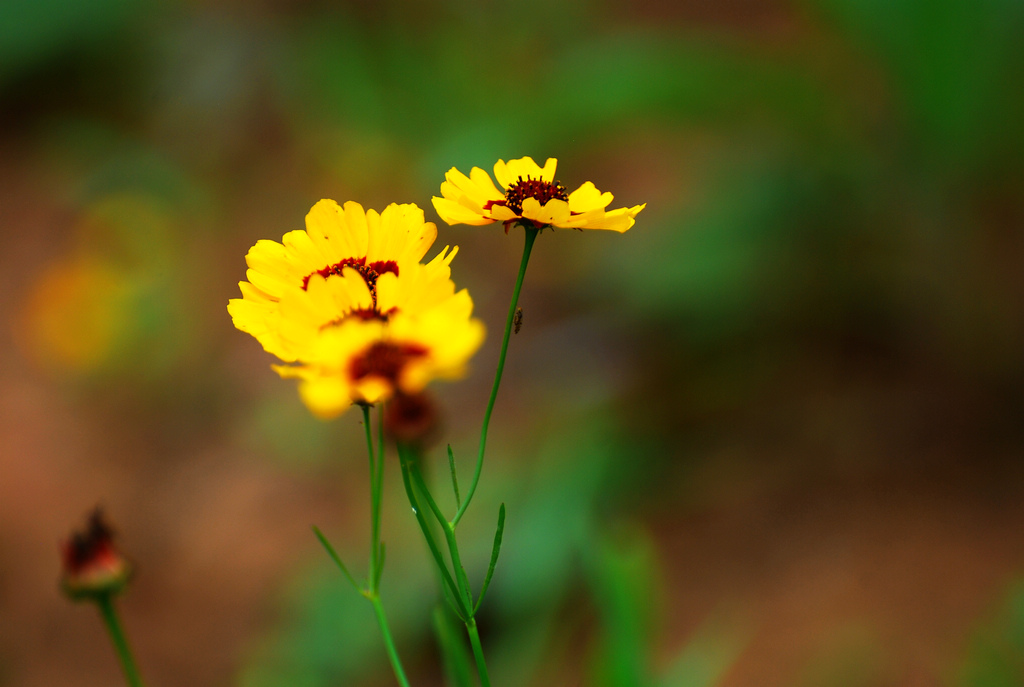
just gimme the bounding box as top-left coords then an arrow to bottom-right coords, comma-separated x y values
586,528 -> 658,687
808,0 -> 1024,167
957,581 -> 1024,687
0,0 -> 143,85
434,606 -> 473,687
237,562 -> 434,687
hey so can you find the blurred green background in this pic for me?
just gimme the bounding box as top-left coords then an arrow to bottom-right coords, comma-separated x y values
2,0 -> 1024,685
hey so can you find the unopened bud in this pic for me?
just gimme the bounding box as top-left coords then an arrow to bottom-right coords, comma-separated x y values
385,392 -> 440,447
60,509 -> 132,601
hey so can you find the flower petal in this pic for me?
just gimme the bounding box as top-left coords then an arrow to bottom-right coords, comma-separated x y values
432,196 -> 494,226
485,204 -> 518,222
298,375 -> 354,418
492,159 -> 511,189
538,157 -> 557,182
562,203 -> 646,232
522,197 -> 570,225
568,182 -> 614,213
469,166 -> 503,200
500,157 -> 546,185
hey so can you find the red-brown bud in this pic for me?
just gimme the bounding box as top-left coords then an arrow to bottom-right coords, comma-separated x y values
60,509 -> 132,601
384,392 -> 441,447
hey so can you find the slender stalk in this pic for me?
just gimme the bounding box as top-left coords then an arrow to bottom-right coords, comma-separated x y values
397,445 -> 468,617
369,593 -> 411,687
96,594 -> 145,687
466,617 -> 492,687
408,460 -> 473,611
376,404 -> 386,561
402,445 -> 494,687
362,404 -> 381,580
362,404 -> 410,686
374,404 -> 387,591
453,226 -> 538,527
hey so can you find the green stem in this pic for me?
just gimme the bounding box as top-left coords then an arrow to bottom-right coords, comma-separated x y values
361,404 -> 382,582
397,445 -> 469,617
377,404 -> 386,544
408,459 -> 473,612
369,593 -> 411,687
466,617 -> 492,687
362,405 -> 410,686
96,594 -> 145,687
452,225 -> 538,527
404,447 -> 493,687
374,404 -> 386,591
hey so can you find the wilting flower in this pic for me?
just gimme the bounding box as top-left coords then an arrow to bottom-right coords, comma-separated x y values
432,156 -> 646,233
228,200 -> 438,361
61,509 -> 132,600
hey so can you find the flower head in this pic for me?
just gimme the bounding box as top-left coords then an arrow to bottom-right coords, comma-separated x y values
432,157 -> 646,233
263,244 -> 463,362
228,200 -> 438,361
61,509 -> 132,600
273,291 -> 484,418
229,199 -> 485,417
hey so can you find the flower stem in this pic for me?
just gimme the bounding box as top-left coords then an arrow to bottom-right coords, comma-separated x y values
452,225 -> 538,527
396,444 -> 468,617
96,593 -> 145,687
361,404 -> 410,687
466,617 -> 491,687
362,404 -> 382,582
368,593 -> 411,687
400,444 -> 493,687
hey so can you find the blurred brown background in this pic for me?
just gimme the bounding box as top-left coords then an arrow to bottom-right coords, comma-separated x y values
2,0 -> 1024,686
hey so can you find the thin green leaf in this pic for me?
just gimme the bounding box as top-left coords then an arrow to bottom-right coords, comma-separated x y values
447,444 -> 461,509
374,541 -> 386,591
474,503 -> 506,614
433,606 -> 474,687
408,456 -> 475,612
312,525 -> 360,592
396,446 -> 469,617
410,458 -> 450,531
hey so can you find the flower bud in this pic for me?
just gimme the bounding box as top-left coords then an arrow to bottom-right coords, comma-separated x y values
385,392 -> 441,447
60,509 -> 132,601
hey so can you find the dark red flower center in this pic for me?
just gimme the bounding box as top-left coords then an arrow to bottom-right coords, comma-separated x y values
303,257 -> 398,293
302,257 -> 399,322
485,175 -> 568,215
348,341 -> 429,384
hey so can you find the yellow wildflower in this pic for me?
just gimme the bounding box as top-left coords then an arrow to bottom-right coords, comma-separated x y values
432,156 -> 645,233
273,292 -> 485,418
228,200 -> 439,361
229,199 -> 485,416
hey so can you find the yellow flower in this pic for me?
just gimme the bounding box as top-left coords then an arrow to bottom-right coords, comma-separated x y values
228,200 -> 439,361
268,245 -> 462,363
229,198 -> 485,417
273,292 -> 485,418
432,156 -> 646,233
